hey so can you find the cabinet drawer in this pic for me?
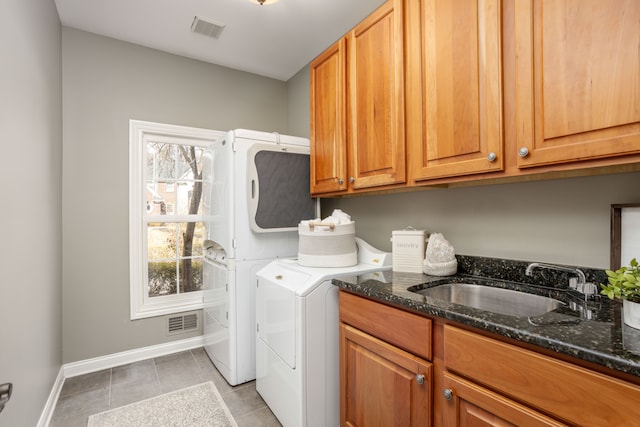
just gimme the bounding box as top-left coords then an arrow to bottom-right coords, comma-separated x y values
339,291 -> 432,360
442,372 -> 567,427
444,325 -> 640,426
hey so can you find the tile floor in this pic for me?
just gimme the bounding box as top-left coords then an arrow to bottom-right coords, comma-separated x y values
49,348 -> 282,427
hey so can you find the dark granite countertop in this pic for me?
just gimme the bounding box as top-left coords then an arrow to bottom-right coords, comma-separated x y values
332,255 -> 640,378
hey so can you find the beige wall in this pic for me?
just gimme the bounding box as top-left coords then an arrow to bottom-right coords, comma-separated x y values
286,68 -> 640,270
322,173 -> 640,269
286,65 -> 311,138
62,28 -> 289,363
0,0 -> 63,424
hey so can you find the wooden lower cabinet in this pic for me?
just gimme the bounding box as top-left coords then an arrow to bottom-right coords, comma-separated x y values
339,291 -> 640,427
441,372 -> 566,427
340,323 -> 432,427
443,325 -> 640,426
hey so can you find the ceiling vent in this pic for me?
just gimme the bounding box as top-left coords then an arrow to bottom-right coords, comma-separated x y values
191,16 -> 226,39
167,313 -> 198,335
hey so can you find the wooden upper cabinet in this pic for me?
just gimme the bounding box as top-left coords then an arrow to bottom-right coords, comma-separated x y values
347,0 -> 406,190
514,0 -> 640,168
310,38 -> 347,194
409,0 -> 503,181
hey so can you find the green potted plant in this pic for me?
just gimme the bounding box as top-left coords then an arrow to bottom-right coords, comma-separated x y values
600,258 -> 640,329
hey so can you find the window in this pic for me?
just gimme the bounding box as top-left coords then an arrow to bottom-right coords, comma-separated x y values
129,120 -> 226,319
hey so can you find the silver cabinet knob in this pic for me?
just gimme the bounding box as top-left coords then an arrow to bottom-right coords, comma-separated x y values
415,374 -> 425,385
443,388 -> 453,400
487,152 -> 497,162
518,147 -> 529,158
349,176 -> 355,184
338,178 -> 344,185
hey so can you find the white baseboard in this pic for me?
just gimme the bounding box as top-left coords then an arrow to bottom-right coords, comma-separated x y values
39,336 -> 205,426
63,335 -> 205,378
38,366 -> 65,427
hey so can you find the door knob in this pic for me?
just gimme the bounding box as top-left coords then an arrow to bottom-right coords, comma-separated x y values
415,374 -> 425,385
518,147 -> 529,158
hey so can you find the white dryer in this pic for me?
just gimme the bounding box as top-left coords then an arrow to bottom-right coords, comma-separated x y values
256,238 -> 392,427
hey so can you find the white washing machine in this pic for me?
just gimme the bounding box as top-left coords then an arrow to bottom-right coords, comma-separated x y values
255,238 -> 392,427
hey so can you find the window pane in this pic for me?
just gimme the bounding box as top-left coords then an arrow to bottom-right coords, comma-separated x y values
175,181 -> 203,215
147,222 -> 204,297
177,222 -> 205,257
176,145 -> 205,178
147,224 -> 178,260
145,143 -> 204,217
180,258 -> 203,294
148,260 -> 177,297
147,143 -> 177,180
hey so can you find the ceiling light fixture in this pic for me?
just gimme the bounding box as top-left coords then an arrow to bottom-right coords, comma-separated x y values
249,0 -> 279,5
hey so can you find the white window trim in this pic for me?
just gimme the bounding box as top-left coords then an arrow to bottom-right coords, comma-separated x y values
129,120 -> 226,320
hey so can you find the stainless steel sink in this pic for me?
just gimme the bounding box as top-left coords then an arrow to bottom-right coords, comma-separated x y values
414,283 -> 565,317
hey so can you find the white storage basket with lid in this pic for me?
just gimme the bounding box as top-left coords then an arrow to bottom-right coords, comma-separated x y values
391,228 -> 428,273
297,221 -> 357,267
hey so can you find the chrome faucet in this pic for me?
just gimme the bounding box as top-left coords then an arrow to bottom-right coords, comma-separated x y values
525,262 -> 596,300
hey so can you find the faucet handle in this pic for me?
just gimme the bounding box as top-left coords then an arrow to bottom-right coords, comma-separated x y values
569,277 -> 577,290
582,282 -> 598,296
573,280 -> 599,301
572,279 -> 597,294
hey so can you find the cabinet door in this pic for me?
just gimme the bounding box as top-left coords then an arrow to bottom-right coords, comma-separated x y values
514,0 -> 640,168
410,0 -> 503,181
310,38 -> 348,194
347,0 -> 406,190
340,323 -> 432,427
441,372 -> 567,427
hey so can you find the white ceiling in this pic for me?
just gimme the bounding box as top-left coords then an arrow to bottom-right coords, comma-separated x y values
54,0 -> 387,81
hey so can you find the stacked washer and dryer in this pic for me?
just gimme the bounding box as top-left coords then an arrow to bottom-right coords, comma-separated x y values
201,129 -> 318,386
